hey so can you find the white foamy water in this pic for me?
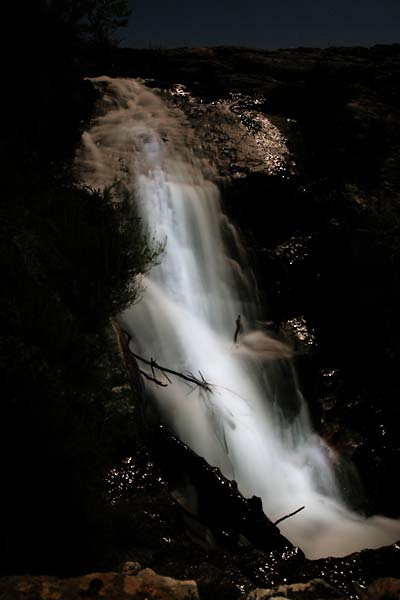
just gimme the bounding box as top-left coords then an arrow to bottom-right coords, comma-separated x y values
77,76 -> 400,559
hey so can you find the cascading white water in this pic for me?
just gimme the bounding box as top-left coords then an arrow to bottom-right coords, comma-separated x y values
77,76 -> 400,559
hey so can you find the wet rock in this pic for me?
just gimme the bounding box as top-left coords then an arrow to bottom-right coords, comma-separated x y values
149,426 -> 294,554
246,578 -> 345,599
193,561 -> 238,599
163,86 -> 292,181
364,577 -> 400,599
0,569 -> 199,600
123,568 -> 199,599
121,561 -> 142,576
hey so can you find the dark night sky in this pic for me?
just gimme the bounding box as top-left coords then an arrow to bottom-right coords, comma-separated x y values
121,0 -> 400,49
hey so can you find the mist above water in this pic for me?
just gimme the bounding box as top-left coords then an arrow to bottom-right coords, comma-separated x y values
77,77 -> 400,559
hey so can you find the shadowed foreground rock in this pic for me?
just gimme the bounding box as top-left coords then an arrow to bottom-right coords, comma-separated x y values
0,568 -> 199,600
363,578 -> 400,600
246,578 -> 345,599
246,577 -> 400,600
3,571 -> 398,600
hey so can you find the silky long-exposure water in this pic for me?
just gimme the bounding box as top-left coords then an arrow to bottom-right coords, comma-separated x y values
77,77 -> 400,558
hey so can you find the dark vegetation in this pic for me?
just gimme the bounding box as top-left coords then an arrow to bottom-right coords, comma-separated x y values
1,0 -> 159,575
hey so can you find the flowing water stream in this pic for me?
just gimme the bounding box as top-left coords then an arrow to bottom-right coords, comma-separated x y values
77,77 -> 400,559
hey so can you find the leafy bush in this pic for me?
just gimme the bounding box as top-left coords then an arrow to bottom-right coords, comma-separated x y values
0,164 -> 160,574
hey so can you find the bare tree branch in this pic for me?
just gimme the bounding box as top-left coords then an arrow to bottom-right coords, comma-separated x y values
274,506 -> 305,526
139,369 -> 168,387
121,328 -> 214,392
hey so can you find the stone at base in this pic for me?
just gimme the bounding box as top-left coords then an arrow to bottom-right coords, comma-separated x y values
0,569 -> 199,600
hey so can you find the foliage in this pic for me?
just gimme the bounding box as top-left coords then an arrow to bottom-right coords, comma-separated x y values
0,157 -> 161,573
0,0 -> 157,574
45,0 -> 132,46
81,0 -> 131,45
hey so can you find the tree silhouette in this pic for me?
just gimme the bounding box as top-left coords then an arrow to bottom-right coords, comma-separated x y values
43,0 -> 131,45
80,0 -> 131,45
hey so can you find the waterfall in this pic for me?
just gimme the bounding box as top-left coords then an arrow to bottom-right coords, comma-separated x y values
77,76 -> 400,559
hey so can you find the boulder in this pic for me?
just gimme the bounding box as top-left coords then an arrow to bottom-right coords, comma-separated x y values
246,578 -> 345,599
364,578 -> 400,599
121,561 -> 142,576
0,568 -> 199,600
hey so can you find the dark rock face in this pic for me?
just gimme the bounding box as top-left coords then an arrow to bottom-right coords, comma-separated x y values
148,426 -> 293,554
